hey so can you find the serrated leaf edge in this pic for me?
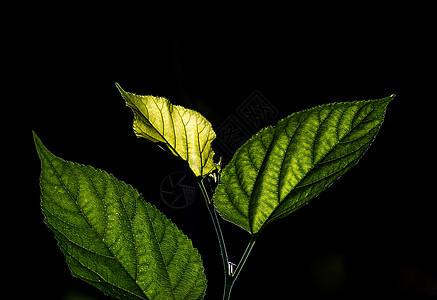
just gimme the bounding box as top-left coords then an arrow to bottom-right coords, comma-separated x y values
33,131 -> 207,300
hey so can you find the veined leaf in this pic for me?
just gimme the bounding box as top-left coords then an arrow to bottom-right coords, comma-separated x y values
116,83 -> 218,178
33,132 -> 207,300
213,95 -> 394,234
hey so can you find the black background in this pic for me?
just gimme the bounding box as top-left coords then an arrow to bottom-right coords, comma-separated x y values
22,26 -> 436,300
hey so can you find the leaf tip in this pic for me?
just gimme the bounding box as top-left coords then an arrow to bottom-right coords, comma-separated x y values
32,131 -> 47,160
32,129 -> 38,139
380,94 -> 396,105
32,130 -> 41,149
33,131 -> 56,163
115,82 -> 135,106
114,82 -> 125,95
377,93 -> 396,107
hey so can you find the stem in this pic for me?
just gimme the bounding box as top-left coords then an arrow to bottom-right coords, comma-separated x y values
197,177 -> 258,300
196,178 -> 230,293
223,234 -> 258,300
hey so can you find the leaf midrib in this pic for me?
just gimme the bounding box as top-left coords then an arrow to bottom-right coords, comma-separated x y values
250,100 -> 382,234
47,222 -> 146,300
143,203 -> 176,300
131,93 -> 201,175
248,109 -> 313,232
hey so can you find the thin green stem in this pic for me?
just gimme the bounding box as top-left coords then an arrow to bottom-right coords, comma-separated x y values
196,178 -> 230,294
197,177 -> 258,300
223,234 -> 258,300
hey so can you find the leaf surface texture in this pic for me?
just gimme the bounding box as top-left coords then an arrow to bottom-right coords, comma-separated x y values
116,83 -> 217,177
34,132 -> 207,300
213,96 -> 394,234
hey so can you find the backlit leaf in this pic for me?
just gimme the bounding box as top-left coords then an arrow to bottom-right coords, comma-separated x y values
34,132 -> 207,300
213,95 -> 394,234
116,83 -> 218,178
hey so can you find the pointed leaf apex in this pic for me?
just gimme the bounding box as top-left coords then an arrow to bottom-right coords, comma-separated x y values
114,82 -> 126,96
380,94 -> 396,105
32,130 -> 39,142
33,131 -> 48,159
114,82 -> 122,91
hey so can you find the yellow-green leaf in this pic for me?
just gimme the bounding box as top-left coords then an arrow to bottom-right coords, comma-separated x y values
116,83 -> 218,177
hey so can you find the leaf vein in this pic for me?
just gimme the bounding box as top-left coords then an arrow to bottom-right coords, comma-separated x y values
144,204 -> 176,299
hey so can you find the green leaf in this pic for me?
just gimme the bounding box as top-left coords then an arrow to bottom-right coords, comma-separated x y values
33,132 -> 207,300
116,83 -> 218,178
213,95 -> 394,234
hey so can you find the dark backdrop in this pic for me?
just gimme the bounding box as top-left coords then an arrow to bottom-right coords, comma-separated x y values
25,34 -> 435,299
